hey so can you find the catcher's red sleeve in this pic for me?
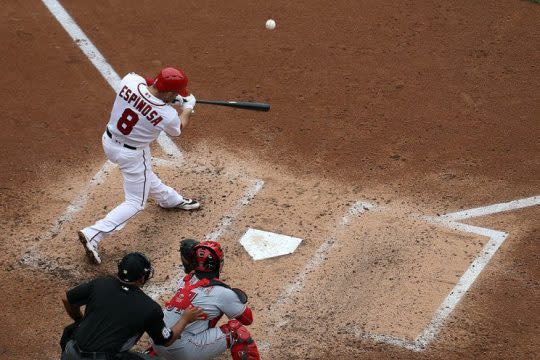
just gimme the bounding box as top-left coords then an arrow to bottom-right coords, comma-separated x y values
235,307 -> 253,325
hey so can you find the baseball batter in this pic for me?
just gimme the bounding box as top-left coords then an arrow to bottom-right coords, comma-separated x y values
152,241 -> 260,360
78,67 -> 199,264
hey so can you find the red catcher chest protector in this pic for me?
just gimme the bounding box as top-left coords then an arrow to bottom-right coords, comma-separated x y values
164,273 -> 209,311
164,273 -> 232,312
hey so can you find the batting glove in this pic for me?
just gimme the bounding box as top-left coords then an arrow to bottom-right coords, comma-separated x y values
182,94 -> 196,110
173,95 -> 184,106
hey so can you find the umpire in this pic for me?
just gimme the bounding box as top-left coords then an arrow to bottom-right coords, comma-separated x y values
60,252 -> 204,360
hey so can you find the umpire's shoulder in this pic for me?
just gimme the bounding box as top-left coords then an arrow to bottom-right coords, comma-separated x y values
76,275 -> 110,287
94,275 -> 119,286
139,288 -> 161,308
144,295 -> 165,318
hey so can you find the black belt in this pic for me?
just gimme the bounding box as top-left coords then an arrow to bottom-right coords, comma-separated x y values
106,128 -> 137,150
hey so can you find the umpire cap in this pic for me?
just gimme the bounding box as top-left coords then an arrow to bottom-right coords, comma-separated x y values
117,252 -> 154,282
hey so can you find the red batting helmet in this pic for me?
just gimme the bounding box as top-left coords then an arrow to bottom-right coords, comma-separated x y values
153,67 -> 189,96
192,241 -> 224,273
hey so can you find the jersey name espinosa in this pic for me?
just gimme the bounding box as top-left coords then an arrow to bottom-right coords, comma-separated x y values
118,84 -> 164,126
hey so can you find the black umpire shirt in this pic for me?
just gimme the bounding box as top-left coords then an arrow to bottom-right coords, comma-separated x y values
66,276 -> 172,353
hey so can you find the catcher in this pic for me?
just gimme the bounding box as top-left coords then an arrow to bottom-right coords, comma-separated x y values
152,240 -> 260,360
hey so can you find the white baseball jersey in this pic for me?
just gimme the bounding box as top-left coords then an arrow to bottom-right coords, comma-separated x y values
107,73 -> 181,148
163,275 -> 247,335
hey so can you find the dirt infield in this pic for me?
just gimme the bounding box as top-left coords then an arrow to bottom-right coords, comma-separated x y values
1,0 -> 539,359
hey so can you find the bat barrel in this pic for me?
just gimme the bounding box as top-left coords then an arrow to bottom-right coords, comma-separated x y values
195,99 -> 271,112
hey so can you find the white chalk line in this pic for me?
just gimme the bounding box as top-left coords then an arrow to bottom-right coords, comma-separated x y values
151,157 -> 178,168
21,152 -> 182,272
205,179 -> 265,241
21,159 -> 262,274
20,250 -> 83,280
441,195 -> 540,221
41,0 -> 121,90
268,201 -> 376,330
157,132 -> 184,161
360,195 -> 538,351
359,332 -> 418,351
414,223 -> 507,349
145,179 -> 265,300
261,201 -> 375,354
44,161 -> 115,242
20,161 -> 115,273
21,157 -> 175,253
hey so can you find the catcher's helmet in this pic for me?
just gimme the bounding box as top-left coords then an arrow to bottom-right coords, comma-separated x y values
192,241 -> 224,273
117,252 -> 154,282
153,67 -> 189,96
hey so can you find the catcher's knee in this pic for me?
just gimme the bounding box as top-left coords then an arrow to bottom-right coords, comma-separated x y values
220,320 -> 260,360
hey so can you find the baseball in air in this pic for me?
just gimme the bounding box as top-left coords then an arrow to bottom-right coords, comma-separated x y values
265,19 -> 276,30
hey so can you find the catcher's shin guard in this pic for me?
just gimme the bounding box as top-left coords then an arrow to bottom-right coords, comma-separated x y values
220,319 -> 260,360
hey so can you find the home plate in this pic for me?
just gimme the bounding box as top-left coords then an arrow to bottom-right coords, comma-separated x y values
239,228 -> 302,260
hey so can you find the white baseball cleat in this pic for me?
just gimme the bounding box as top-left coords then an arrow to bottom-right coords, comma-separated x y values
171,198 -> 201,210
78,231 -> 101,264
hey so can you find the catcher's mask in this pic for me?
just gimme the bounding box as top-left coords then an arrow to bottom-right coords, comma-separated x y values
192,241 -> 224,273
117,252 -> 154,283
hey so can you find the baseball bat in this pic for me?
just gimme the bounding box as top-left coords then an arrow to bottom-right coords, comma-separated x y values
197,100 -> 270,112
181,98 -> 270,112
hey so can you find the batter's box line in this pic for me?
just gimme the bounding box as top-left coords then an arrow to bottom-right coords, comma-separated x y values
271,201 -> 376,316
359,195 -> 540,352
19,161 -> 116,277
19,157 -> 263,280
261,201 -> 377,356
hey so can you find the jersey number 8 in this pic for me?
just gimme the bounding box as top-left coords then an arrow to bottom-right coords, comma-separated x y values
117,108 -> 139,135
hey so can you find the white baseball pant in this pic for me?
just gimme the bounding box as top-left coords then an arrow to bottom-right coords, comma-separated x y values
81,133 -> 185,245
154,328 -> 228,360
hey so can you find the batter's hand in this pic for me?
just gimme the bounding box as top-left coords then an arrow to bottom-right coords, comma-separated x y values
182,94 -> 197,110
173,95 -> 184,106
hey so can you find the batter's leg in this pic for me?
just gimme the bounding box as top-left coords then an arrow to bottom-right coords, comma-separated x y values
80,146 -> 152,251
148,171 -> 200,210
147,170 -> 183,207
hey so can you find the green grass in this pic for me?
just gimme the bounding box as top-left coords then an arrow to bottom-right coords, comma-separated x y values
531,0 -> 540,4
